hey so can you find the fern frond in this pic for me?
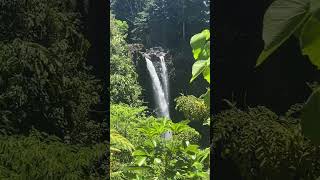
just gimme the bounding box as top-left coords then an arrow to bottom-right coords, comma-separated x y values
110,129 -> 134,152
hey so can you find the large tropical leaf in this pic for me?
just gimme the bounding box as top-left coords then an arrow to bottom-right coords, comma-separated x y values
190,30 -> 210,60
301,87 -> 320,145
300,16 -> 320,69
256,0 -> 311,66
190,60 -> 208,83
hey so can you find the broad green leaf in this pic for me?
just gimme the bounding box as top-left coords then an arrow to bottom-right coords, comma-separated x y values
301,87 -> 320,145
256,0 -> 311,67
132,149 -> 148,157
136,156 -> 147,166
190,60 -> 207,83
185,144 -> 200,154
190,30 -> 210,60
203,66 -> 210,83
300,16 -> 320,69
199,41 -> 210,60
202,29 -> 210,40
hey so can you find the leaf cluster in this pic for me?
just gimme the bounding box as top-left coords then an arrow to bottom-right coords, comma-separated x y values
0,130 -> 107,179
110,14 -> 142,106
213,106 -> 320,180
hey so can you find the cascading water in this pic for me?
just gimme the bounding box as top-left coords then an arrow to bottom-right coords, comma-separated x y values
159,56 -> 169,104
145,54 -> 172,139
145,57 -> 170,119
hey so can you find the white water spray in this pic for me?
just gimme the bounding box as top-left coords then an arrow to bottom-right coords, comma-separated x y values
160,56 -> 169,104
145,57 -> 170,119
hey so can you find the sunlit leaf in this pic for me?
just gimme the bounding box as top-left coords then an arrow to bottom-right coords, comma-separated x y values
132,148 -> 148,157
190,29 -> 210,60
136,156 -> 147,166
203,58 -> 210,83
190,60 -> 207,83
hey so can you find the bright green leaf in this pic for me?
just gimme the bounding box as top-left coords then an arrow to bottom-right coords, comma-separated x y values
202,29 -> 210,40
190,60 -> 207,83
203,66 -> 210,83
190,30 -> 210,60
136,156 -> 147,166
132,149 -> 148,157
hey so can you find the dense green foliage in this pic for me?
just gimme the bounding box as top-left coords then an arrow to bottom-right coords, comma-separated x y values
213,105 -> 320,179
175,95 -> 209,123
255,0 -> 320,146
0,0 -> 107,178
110,104 -> 208,179
110,14 -> 142,106
0,130 -> 107,179
110,6 -> 210,178
111,0 -> 209,48
189,29 -> 210,108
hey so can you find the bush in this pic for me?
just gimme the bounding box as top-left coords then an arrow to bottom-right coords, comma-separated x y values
175,95 -> 209,123
0,130 -> 107,179
0,0 -> 103,144
110,104 -> 206,179
212,106 -> 320,179
110,14 -> 142,106
0,39 -> 102,144
0,0 -> 79,43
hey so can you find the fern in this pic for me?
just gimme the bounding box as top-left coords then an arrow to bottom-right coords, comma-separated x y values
110,129 -> 135,153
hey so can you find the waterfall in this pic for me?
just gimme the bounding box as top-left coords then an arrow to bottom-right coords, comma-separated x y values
145,55 -> 172,140
159,56 -> 169,104
145,57 -> 170,119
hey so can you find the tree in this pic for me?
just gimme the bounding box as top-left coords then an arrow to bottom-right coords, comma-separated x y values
0,0 -> 103,144
110,13 -> 143,106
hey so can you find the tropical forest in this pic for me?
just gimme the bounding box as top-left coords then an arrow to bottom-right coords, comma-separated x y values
110,0 -> 210,179
3,0 -> 320,179
0,0 -> 107,179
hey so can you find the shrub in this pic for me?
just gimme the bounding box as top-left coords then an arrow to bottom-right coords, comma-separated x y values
175,95 -> 209,123
110,14 -> 142,106
110,104 -> 206,179
0,0 -> 103,144
0,130 -> 107,179
212,106 -> 320,179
